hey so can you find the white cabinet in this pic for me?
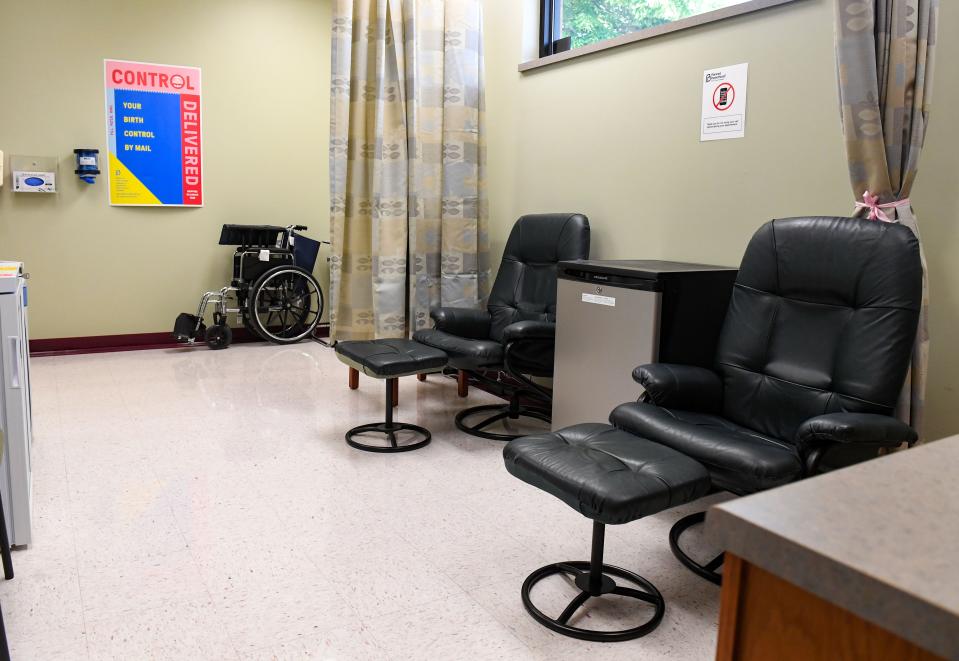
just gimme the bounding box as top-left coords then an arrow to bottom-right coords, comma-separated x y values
0,261 -> 33,547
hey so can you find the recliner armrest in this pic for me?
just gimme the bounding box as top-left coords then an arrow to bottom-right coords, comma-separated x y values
796,413 -> 917,449
501,320 -> 555,344
632,363 -> 723,413
430,307 -> 491,340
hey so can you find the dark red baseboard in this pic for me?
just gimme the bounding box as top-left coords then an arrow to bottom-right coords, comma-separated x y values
30,325 -> 330,358
29,329 -> 259,357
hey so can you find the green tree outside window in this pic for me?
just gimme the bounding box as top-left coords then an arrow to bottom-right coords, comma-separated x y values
561,0 -> 749,49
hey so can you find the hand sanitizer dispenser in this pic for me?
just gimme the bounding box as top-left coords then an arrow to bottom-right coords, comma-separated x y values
74,149 -> 100,184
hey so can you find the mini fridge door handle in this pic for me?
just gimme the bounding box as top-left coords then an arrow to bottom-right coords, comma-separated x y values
8,336 -> 21,389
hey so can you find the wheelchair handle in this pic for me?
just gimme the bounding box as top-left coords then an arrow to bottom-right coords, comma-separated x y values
289,225 -> 308,232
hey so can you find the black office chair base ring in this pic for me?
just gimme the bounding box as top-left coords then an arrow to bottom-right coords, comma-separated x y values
521,561 -> 664,642
455,403 -> 551,441
520,521 -> 664,642
346,422 -> 431,453
345,377 -> 431,453
669,511 -> 723,586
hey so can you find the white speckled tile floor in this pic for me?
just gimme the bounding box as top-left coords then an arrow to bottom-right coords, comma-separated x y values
1,342 -> 725,660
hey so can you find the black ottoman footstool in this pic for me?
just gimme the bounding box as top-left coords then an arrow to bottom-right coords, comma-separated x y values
335,339 -> 448,453
504,423 -> 711,642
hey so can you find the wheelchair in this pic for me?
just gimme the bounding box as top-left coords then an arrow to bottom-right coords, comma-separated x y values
174,224 -> 327,350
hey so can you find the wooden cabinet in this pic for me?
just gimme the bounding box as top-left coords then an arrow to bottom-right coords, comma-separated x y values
716,554 -> 945,661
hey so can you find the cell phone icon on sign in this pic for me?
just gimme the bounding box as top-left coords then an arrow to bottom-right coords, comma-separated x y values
712,82 -> 735,111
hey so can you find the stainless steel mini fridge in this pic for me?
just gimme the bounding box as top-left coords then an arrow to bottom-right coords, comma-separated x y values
551,260 -> 737,431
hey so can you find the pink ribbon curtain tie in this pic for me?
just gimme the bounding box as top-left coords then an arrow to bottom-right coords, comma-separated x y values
854,191 -> 912,222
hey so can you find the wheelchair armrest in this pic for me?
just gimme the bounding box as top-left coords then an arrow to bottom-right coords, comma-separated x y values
632,363 -> 723,413
430,307 -> 491,340
501,320 -> 555,344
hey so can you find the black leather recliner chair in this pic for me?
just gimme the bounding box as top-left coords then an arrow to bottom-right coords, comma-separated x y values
413,213 -> 590,440
611,216 -> 922,583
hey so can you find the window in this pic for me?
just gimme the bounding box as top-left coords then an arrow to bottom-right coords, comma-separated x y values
538,0 -> 794,59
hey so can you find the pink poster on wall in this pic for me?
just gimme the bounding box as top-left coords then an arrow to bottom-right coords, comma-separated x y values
104,59 -> 203,206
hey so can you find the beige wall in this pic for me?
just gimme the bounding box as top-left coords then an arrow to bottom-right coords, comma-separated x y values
0,0 -> 332,339
482,0 -> 959,440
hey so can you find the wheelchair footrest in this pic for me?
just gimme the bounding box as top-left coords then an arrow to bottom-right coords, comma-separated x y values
173,313 -> 203,342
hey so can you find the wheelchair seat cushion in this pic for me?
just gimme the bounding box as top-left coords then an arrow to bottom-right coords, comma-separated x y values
335,339 -> 448,379
412,329 -> 503,371
610,402 -> 804,494
503,423 -> 711,525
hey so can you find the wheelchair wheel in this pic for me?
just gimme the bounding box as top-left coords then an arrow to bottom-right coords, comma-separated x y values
248,265 -> 323,344
205,324 -> 232,350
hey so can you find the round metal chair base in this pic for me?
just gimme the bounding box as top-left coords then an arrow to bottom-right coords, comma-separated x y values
454,403 -> 552,442
669,511 -> 724,585
345,422 -> 431,453
521,561 -> 665,642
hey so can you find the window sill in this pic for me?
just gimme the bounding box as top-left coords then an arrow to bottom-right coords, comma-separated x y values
518,0 -> 801,73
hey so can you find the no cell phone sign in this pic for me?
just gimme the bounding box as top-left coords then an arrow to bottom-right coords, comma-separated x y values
712,82 -> 735,111
701,63 -> 748,141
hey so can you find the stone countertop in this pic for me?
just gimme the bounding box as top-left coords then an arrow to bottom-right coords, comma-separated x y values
706,435 -> 959,660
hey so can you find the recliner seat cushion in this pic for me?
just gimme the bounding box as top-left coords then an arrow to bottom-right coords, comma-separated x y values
412,329 -> 503,370
504,423 -> 712,525
610,402 -> 803,494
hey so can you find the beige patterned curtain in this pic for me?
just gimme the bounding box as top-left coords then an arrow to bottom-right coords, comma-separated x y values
329,0 -> 490,342
835,0 -> 939,439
